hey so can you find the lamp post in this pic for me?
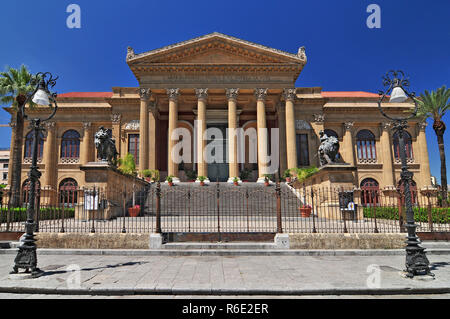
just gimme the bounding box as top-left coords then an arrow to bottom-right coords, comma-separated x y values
377,70 -> 433,278
10,72 -> 58,278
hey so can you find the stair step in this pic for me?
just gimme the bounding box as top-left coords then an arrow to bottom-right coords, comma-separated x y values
421,241 -> 450,249
162,242 -> 277,250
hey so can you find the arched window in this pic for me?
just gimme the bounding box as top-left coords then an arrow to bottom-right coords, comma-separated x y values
61,130 -> 81,159
397,179 -> 418,205
357,130 -> 377,162
24,131 -> 44,159
324,129 -> 338,138
393,131 -> 414,161
59,178 -> 78,207
360,178 -> 380,206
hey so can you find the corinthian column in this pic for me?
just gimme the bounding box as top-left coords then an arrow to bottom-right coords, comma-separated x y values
81,122 -> 92,165
255,88 -> 268,182
195,88 -> 208,182
226,88 -> 239,183
342,122 -> 355,166
380,122 -> 395,190
283,88 -> 298,171
167,88 -> 180,182
148,101 -> 158,170
139,88 -> 151,171
417,121 -> 433,189
43,122 -> 57,189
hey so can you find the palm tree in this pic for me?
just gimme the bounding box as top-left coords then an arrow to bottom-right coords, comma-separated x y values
417,86 -> 450,204
0,65 -> 38,207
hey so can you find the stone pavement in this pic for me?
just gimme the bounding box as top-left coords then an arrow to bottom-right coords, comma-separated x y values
0,252 -> 449,296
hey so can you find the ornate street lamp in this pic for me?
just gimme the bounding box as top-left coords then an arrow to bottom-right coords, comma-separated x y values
11,72 -> 58,278
377,70 -> 433,278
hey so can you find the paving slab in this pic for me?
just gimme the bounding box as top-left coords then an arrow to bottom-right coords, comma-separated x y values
0,253 -> 449,296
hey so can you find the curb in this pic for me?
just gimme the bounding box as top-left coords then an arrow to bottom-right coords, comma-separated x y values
1,248 -> 450,256
0,286 -> 450,296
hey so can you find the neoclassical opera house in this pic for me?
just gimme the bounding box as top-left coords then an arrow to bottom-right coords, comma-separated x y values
7,32 -> 433,194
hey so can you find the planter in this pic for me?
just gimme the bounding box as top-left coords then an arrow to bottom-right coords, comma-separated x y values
145,177 -> 151,182
286,177 -> 291,183
234,182 -> 239,186
200,181 -> 205,186
264,182 -> 270,187
128,206 -> 140,217
299,207 -> 312,218
168,182 -> 174,187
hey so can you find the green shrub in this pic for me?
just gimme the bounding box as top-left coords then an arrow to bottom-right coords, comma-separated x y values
363,206 -> 449,224
0,207 -> 75,223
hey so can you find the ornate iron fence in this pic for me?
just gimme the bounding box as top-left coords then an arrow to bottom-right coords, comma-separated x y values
0,183 -> 448,235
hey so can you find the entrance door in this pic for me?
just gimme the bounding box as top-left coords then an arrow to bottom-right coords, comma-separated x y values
207,124 -> 229,182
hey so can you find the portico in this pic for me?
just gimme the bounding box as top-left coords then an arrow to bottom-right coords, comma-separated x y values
127,33 -> 306,183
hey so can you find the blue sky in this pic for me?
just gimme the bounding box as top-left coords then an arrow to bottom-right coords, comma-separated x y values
0,0 -> 449,183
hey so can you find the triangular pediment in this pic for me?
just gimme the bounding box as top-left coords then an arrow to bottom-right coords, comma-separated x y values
127,32 -> 306,66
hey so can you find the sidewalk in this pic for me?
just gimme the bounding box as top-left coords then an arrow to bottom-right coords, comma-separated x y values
0,251 -> 449,296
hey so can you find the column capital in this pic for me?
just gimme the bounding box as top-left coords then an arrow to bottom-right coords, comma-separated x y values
313,114 -> 325,124
195,88 -> 208,101
166,88 -> 180,102
381,121 -> 392,131
417,121 -> 428,131
254,88 -> 268,101
282,88 -> 297,102
83,122 -> 92,130
139,88 -> 152,101
226,88 -> 239,101
343,121 -> 354,131
9,121 -> 16,128
44,121 -> 56,130
111,114 -> 122,123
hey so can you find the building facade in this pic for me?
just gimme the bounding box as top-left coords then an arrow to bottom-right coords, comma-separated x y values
0,149 -> 9,184
6,33 -> 433,196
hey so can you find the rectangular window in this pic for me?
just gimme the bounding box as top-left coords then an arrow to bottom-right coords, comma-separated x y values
296,134 -> 310,166
3,164 -> 8,168
3,173 -> 7,180
128,134 -> 140,165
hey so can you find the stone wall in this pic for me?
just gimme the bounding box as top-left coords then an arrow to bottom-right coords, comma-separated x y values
289,233 -> 406,249
35,233 -> 149,249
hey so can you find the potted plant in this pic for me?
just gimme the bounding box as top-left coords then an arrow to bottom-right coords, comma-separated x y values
151,169 -> 160,183
233,177 -> 239,186
198,176 -> 207,186
128,204 -> 140,217
141,169 -> 152,182
240,168 -> 252,182
263,174 -> 273,186
283,169 -> 292,183
299,204 -> 312,218
185,169 -> 197,182
166,175 -> 174,186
